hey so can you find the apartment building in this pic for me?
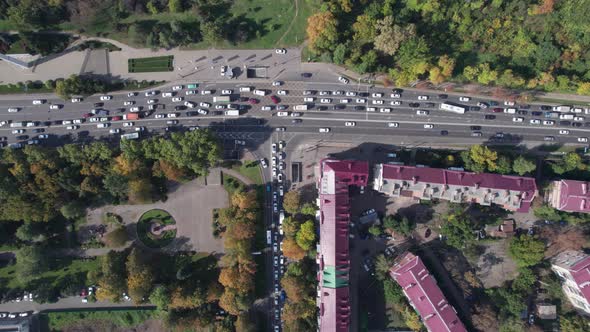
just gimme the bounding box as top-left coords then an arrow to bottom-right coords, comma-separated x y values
551,250 -> 590,315
548,179 -> 590,213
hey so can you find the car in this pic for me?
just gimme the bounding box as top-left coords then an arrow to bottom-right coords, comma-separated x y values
471,131 -> 483,137
275,48 -> 287,54
12,129 -> 24,134
155,114 -> 165,119
66,125 -> 79,130
476,102 -> 488,108
32,99 -> 45,105
372,100 -> 384,105
440,130 -> 449,136
172,85 -> 183,91
18,312 -> 29,317
145,91 -> 157,97
96,123 -> 110,128
166,120 -> 178,125
7,107 -> 19,112
127,92 -> 137,97
517,110 -> 528,115
123,101 -> 134,106
356,98 -> 366,103
301,72 -> 312,78
345,121 -> 356,127
418,95 -> 428,100
416,110 -> 429,116
338,76 -> 350,84
470,126 -> 482,131
320,98 -> 332,104
185,90 -> 197,95
16,135 -> 28,140
275,127 -> 286,132
319,127 -> 330,133
372,92 -> 383,98
199,102 -> 211,108
387,122 -> 399,128
346,91 -> 357,96
459,96 -> 471,102
277,90 -> 287,96
492,107 -> 503,113
354,105 -> 365,111
100,95 -> 112,101
215,104 -> 226,110
89,117 -> 99,122
291,112 -> 302,117
123,122 -> 133,127
221,89 -> 233,95
559,129 -> 570,135
303,90 -> 315,96
277,174 -> 283,183
409,102 -> 420,108
531,111 -> 543,116
277,105 -> 288,110
366,107 -> 377,112
172,97 -> 184,102
380,108 -> 392,113
530,119 -> 541,124
504,100 -> 515,106
319,91 -> 330,96
512,117 -> 524,123
390,93 -> 401,98
71,97 -> 82,103
469,106 -> 481,111
262,106 -> 273,111
38,134 -> 49,139
147,99 -> 157,104
578,137 -> 588,143
390,100 -> 402,106
572,122 -> 582,128
162,92 -> 174,98
575,116 -> 585,122
424,124 -> 434,129
49,104 -> 62,110
272,81 -> 283,86
270,95 -> 280,104
197,109 -> 208,115
543,120 -> 555,126
248,98 -> 259,104
109,128 -> 120,134
544,136 -> 555,141
260,159 -> 268,168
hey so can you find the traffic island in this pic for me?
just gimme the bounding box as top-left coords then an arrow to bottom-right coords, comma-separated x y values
136,209 -> 177,248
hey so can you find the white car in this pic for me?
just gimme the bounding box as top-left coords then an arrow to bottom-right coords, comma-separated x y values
12,129 -> 24,134
109,128 -> 120,134
185,90 -> 196,95
319,91 -> 330,96
49,104 -> 61,110
418,95 -> 428,100
100,95 -> 112,101
97,123 -> 110,128
201,90 -> 212,95
504,100 -> 515,106
319,127 -> 331,133
272,81 -> 283,86
166,120 -> 178,125
277,90 -> 287,96
123,122 -> 133,127
199,102 -> 211,108
574,116 -> 585,122
32,99 -> 45,105
356,98 -> 366,103
172,85 -> 183,91
340,99 -> 351,103
162,92 -> 173,98
379,107 -> 392,113
89,117 -> 99,122
71,97 -> 82,103
8,107 -> 19,112
73,119 -> 84,124
127,92 -> 137,97
197,109 -> 208,115
338,76 -> 349,84
172,97 -> 184,102
145,91 -> 157,97
261,106 -> 273,111
346,91 -> 357,96
215,104 -> 226,109
184,101 -> 196,108
123,101 -> 135,106
221,89 -> 233,95
543,120 -> 555,126
371,92 -> 383,98
416,110 -> 429,116
66,125 -> 79,130
390,93 -> 401,98
260,159 -> 268,168
155,114 -> 165,119
38,134 -> 49,139
387,122 -> 399,128
345,121 -> 356,127
130,106 -> 141,112
147,99 -> 157,104
304,97 -> 315,102
559,130 -> 570,135
424,124 -> 434,129
333,91 -> 344,95
167,113 -> 177,118
512,117 -> 524,123
390,101 -> 401,106
135,126 -> 145,132
530,119 -> 541,124
275,48 -> 287,54
372,100 -> 384,105
578,137 -> 588,143
320,98 -> 332,104
459,96 -> 471,102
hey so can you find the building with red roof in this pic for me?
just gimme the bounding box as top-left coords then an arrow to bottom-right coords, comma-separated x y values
551,250 -> 590,315
548,180 -> 590,213
389,252 -> 467,332
316,159 -> 369,332
373,164 -> 537,212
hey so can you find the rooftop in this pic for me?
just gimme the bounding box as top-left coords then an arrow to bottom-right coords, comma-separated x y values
554,180 -> 590,213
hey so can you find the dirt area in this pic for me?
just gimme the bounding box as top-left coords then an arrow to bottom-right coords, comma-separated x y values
474,239 -> 518,288
63,319 -> 166,332
85,178 -> 227,253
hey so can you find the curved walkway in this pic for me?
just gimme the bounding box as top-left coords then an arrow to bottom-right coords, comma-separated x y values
277,0 -> 300,46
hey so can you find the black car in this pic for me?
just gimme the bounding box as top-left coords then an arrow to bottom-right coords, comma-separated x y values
185,111 -> 198,116
470,126 -> 482,131
94,102 -> 103,108
437,94 -> 448,99
174,105 -> 186,111
424,102 -> 436,108
240,97 -> 249,102
531,111 -> 543,116
301,72 -> 312,78
392,88 -> 404,94
540,105 -> 551,111
560,120 -> 571,126
43,121 -> 52,126
584,122 -> 590,127
291,119 -> 303,124
32,128 -> 44,133
484,115 -> 496,120
517,110 -> 528,115
317,106 -> 327,111
0,136 -> 7,141
16,135 -> 29,140
440,130 -> 449,136
54,120 -> 62,125
354,105 -> 365,111
409,102 -> 420,108
519,104 -> 531,109
277,105 -> 288,110
469,106 -> 481,111
572,122 -> 582,127
333,104 -> 345,110
489,101 -> 499,106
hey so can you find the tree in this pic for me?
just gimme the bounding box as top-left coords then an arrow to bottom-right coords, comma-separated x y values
368,225 -> 382,237
149,285 -> 170,311
374,254 -> 391,280
60,201 -> 86,219
511,268 -> 536,293
495,155 -> 512,174
201,20 -> 223,45
476,63 -> 498,85
499,318 -> 526,332
462,145 -> 498,172
168,0 -> 183,13
306,11 -> 338,54
16,245 -> 48,281
235,313 -> 256,332
127,178 -> 153,204
15,222 -> 45,243
383,278 -> 404,304
282,191 -> 301,215
332,43 -> 347,65
300,203 -> 317,216
577,82 -> 590,96
126,248 -> 155,304
439,213 -> 474,249
104,226 -> 128,248
352,14 -> 376,43
96,250 -> 128,302
560,313 -> 589,332
373,16 -> 416,56
295,220 -> 316,251
282,238 -> 306,260
509,235 -> 545,267
512,156 -> 536,175
383,215 -> 415,236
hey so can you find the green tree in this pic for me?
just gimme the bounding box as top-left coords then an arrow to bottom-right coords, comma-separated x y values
534,205 -> 561,222
368,225 -> 382,237
16,222 -> 45,243
383,278 -> 405,304
511,268 -> 536,293
126,248 -> 155,304
508,235 -> 545,267
374,254 -> 390,280
577,82 -> 590,96
512,156 -> 536,175
282,191 -> 301,215
495,155 -> 512,174
462,145 -> 498,172
295,220 -> 316,251
146,1 -> 159,14
201,21 -> 223,45
332,43 -> 347,65
476,63 -> 498,85
499,317 -> 526,332
168,0 -> 183,13
306,11 -> 338,54
560,313 -> 589,332
149,285 -> 170,311
16,245 -> 48,281
439,213 -> 474,249
60,201 -> 86,220
300,203 -> 317,216
383,215 -> 415,236
373,16 -> 416,56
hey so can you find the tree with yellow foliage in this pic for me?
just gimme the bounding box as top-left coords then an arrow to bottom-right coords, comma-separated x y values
306,11 -> 338,54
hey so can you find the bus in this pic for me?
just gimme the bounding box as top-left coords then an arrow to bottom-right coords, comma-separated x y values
440,102 -> 466,114
213,96 -> 230,103
121,132 -> 140,140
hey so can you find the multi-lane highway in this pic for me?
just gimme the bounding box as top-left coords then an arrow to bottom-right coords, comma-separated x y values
1,79 -> 590,147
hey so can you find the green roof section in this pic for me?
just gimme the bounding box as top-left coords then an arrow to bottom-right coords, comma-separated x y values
322,266 -> 349,288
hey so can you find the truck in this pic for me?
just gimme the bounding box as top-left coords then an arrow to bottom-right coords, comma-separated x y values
440,102 -> 466,114
266,230 -> 272,245
120,132 -> 140,140
294,104 -> 308,111
552,105 -> 572,113
10,122 -> 25,128
559,113 -> 574,120
213,96 -> 230,103
92,109 -> 109,116
123,113 -> 139,120
225,110 -> 240,116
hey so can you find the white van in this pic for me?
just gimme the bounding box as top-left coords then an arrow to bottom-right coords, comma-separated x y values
239,86 -> 252,92
253,89 -> 267,96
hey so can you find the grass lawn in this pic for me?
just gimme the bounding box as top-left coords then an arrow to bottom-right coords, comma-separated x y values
137,209 -> 177,248
0,84 -> 53,94
128,56 -> 174,73
534,97 -> 590,105
0,257 -> 99,289
40,308 -> 158,331
232,160 -> 263,185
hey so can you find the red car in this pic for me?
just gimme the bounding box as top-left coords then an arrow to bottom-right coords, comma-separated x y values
112,116 -> 122,121
270,95 -> 279,104
248,98 -> 259,104
82,113 -> 92,118
492,108 -> 503,113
